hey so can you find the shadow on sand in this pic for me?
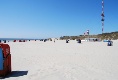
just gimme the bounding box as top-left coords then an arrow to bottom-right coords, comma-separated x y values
0,71 -> 28,79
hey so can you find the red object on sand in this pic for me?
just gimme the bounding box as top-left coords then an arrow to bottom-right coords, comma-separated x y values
13,40 -> 16,42
0,44 -> 10,58
19,40 -> 22,42
0,44 -> 11,77
23,40 -> 25,42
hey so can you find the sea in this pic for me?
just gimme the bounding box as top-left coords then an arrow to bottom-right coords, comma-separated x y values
0,38 -> 41,43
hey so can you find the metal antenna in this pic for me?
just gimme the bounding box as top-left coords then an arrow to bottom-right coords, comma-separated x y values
101,0 -> 105,34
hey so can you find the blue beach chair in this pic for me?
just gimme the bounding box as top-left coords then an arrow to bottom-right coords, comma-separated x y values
107,40 -> 113,46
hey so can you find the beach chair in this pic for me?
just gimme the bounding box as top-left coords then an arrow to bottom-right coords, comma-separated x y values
0,44 -> 11,77
66,40 -> 69,43
107,41 -> 113,46
78,39 -> 81,43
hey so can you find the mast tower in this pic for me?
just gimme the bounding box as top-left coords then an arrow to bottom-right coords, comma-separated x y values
101,0 -> 105,34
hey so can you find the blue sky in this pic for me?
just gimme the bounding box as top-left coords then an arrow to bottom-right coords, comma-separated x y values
0,0 -> 118,38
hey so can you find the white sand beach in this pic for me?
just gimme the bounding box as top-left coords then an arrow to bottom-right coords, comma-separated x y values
2,40 -> 118,80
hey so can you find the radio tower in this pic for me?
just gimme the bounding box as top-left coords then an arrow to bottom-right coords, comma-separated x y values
101,0 -> 105,34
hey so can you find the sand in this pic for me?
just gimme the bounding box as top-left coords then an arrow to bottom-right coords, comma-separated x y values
2,40 -> 118,80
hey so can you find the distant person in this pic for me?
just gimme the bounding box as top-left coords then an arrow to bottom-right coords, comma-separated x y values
0,40 -> 1,43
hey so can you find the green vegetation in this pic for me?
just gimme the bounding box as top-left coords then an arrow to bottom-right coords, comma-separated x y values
60,31 -> 118,40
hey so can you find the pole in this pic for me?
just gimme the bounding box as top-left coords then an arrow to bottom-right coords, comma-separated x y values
101,0 -> 105,34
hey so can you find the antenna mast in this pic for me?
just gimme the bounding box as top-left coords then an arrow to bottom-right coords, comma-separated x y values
101,0 -> 105,34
